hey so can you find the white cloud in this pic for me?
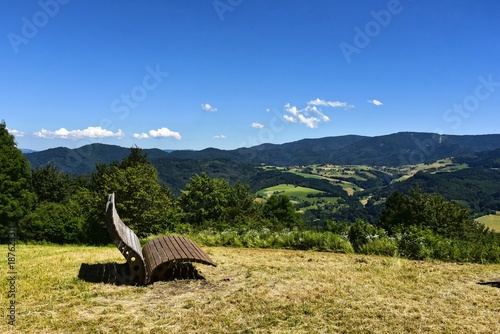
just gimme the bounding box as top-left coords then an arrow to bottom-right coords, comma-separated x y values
251,122 -> 264,129
133,133 -> 149,139
265,108 -> 271,112
201,103 -> 217,112
368,99 -> 383,106
7,128 -> 24,137
212,135 -> 226,139
308,98 -> 354,109
133,127 -> 182,140
149,127 -> 182,140
34,126 -> 124,140
283,102 -> 331,129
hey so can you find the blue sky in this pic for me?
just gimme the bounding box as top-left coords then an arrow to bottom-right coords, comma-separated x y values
1,0 -> 500,151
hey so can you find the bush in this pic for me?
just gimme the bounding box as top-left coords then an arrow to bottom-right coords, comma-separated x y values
19,202 -> 85,244
359,237 -> 398,257
396,227 -> 433,260
348,220 -> 386,252
190,228 -> 354,254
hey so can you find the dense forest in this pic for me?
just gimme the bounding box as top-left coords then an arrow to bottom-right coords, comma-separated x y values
3,121 -> 500,264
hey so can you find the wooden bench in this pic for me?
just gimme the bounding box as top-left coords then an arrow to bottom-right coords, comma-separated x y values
106,193 -> 216,285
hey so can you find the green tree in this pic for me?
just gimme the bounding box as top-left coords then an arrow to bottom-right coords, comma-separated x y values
31,162 -> 73,203
178,173 -> 228,227
0,121 -> 36,242
260,193 -> 304,230
379,187 -> 485,240
88,147 -> 178,240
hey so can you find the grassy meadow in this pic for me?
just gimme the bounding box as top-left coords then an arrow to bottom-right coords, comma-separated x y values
2,244 -> 500,333
478,212 -> 500,232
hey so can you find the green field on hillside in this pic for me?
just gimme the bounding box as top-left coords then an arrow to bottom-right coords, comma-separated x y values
477,213 -> 500,232
257,184 -> 321,200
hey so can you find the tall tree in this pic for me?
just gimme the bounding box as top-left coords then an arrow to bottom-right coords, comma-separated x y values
178,173 -> 256,229
88,147 -> 177,239
260,193 -> 304,230
0,121 -> 36,242
31,162 -> 73,203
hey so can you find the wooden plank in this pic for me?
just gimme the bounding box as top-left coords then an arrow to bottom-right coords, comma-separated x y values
181,237 -> 214,265
171,236 -> 191,260
151,238 -> 167,265
184,238 -> 210,262
158,238 -> 176,261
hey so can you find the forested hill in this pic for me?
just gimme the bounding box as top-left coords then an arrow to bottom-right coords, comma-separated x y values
24,132 -> 500,175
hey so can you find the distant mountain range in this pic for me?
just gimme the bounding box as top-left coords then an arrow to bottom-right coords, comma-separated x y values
24,132 -> 500,175
20,148 -> 37,154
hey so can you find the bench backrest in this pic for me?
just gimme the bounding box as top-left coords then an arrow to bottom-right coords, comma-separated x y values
106,193 -> 147,284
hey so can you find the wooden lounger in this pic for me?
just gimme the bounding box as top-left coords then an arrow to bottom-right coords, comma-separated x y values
106,193 -> 216,285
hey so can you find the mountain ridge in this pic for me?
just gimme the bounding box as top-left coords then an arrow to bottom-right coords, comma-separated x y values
24,132 -> 500,175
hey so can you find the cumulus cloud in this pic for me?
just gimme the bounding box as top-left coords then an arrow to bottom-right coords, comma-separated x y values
34,126 -> 124,140
212,134 -> 226,139
308,98 -> 354,109
282,98 -> 354,129
283,103 -> 330,129
134,127 -> 182,140
251,122 -> 264,129
368,99 -> 383,106
201,103 -> 217,112
7,128 -> 25,137
132,133 -> 149,139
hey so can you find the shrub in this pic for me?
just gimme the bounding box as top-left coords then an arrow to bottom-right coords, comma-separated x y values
348,220 -> 386,252
359,237 -> 398,257
19,202 -> 85,244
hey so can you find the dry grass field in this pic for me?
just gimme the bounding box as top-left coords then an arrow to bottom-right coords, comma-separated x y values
2,244 -> 500,333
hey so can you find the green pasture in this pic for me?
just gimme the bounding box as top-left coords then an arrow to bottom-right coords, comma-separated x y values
477,213 -> 500,232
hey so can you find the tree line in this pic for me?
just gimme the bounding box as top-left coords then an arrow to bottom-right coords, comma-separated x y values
2,121 -> 500,263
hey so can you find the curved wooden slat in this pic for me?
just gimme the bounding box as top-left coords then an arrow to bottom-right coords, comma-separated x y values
143,236 -> 216,284
106,194 -> 147,285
